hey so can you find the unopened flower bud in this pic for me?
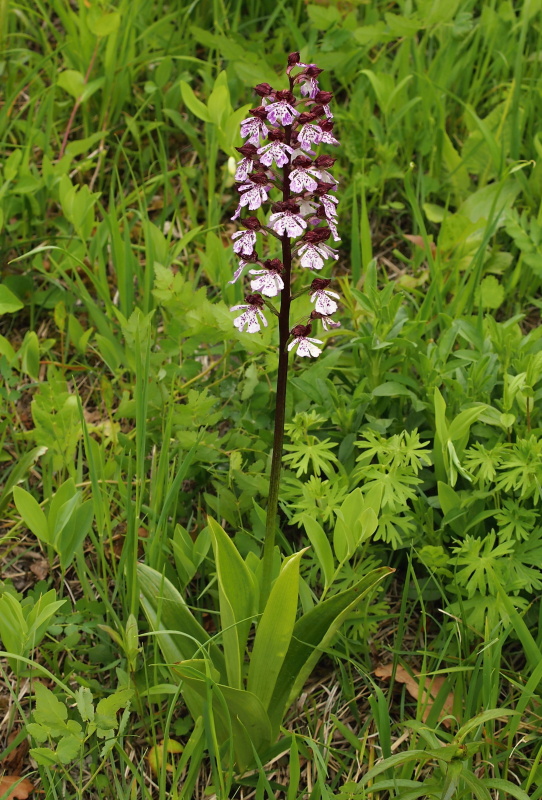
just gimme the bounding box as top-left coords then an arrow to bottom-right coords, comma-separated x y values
245,293 -> 264,306
298,111 -> 318,124
263,258 -> 284,272
254,82 -> 274,97
305,65 -> 324,78
314,181 -> 337,195
249,106 -> 269,120
319,120 -> 335,132
288,52 -> 300,66
314,90 -> 333,104
303,227 -> 331,244
242,216 -> 262,230
275,89 -> 296,104
314,155 -> 336,168
272,199 -> 300,213
310,278 -> 331,291
291,154 -> 313,169
249,171 -> 272,185
311,105 -> 325,117
267,128 -> 285,142
240,251 -> 260,263
291,323 -> 312,337
236,143 -> 259,157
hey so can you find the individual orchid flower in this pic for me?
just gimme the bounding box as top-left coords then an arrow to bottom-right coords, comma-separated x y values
231,174 -> 272,219
230,294 -> 268,333
310,278 -> 339,315
228,250 -> 259,285
298,66 -> 323,99
320,194 -> 339,220
232,229 -> 256,256
265,90 -> 299,125
297,240 -> 338,270
297,123 -> 324,151
249,259 -> 284,297
319,120 -> 340,146
327,218 -> 341,241
320,315 -> 341,330
234,143 -> 259,181
240,108 -> 269,145
289,155 -> 322,193
311,310 -> 341,330
269,201 -> 307,238
257,139 -> 294,168
287,324 -> 323,358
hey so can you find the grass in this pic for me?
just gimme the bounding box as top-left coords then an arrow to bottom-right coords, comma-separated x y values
2,0 -> 542,797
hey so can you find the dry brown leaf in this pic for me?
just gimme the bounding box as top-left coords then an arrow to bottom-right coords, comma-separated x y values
375,663 -> 454,728
404,234 -> 437,258
29,558 -> 49,582
0,776 -> 34,800
3,732 -> 29,775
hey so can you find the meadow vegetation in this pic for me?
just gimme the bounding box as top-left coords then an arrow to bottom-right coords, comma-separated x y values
1,0 -> 542,797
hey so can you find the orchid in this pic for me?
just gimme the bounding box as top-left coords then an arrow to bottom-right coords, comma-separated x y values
232,229 -> 256,256
310,278 -> 340,315
257,141 -> 294,168
287,325 -> 323,358
269,209 -> 307,238
249,260 -> 284,297
230,294 -> 268,333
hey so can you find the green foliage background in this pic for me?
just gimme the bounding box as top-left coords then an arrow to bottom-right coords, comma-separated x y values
2,0 -> 542,797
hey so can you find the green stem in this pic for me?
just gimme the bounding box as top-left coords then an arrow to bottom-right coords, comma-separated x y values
261,99 -> 294,608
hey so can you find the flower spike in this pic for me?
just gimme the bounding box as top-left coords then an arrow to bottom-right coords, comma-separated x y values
230,54 -> 342,346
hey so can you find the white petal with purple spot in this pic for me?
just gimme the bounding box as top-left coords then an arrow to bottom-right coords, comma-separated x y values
232,230 -> 256,256
287,336 -> 323,358
311,289 -> 340,315
231,305 -> 268,333
249,269 -> 284,297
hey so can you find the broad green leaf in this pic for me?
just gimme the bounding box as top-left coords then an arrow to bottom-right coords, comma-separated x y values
456,707 -> 518,743
483,779 -> 531,800
0,285 -> 24,315
300,514 -> 334,589
26,590 -> 66,644
13,487 -> 49,543
207,83 -> 230,128
268,567 -> 391,737
477,275 -> 504,309
33,683 -> 69,736
48,479 -> 78,536
56,734 -> 81,764
30,747 -> 59,766
372,381 -> 415,398
180,80 -> 211,123
87,10 -> 121,36
56,498 -> 94,571
26,722 -> 49,742
57,69 -> 85,99
0,449 -> 47,515
95,688 -> 134,732
75,687 -> 94,722
137,564 -> 225,678
208,517 -> 255,689
19,331 -> 40,380
0,593 -> 28,660
448,405 -> 487,443
248,551 -> 303,710
175,660 -> 272,771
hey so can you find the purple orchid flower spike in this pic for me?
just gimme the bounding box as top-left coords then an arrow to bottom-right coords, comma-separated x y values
227,54 -> 344,602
